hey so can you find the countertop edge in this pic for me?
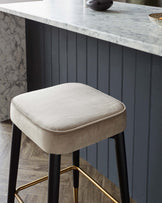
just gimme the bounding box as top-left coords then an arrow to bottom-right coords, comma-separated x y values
0,2 -> 162,57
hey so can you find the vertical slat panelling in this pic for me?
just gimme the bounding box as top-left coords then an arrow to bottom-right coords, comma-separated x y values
87,37 -> 98,168
97,40 -> 110,177
26,20 -> 44,91
148,56 -> 162,203
76,34 -> 87,159
59,29 -> 68,83
123,47 -> 136,196
43,25 -> 52,87
25,19 -> 32,91
26,22 -> 162,203
109,43 -> 123,185
39,24 -> 45,89
67,31 -> 77,82
133,52 -> 151,203
51,27 -> 59,85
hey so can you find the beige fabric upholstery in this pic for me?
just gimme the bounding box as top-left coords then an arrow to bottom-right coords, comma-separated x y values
10,83 -> 126,154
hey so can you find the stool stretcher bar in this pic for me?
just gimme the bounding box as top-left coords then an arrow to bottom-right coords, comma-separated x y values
15,165 -> 119,203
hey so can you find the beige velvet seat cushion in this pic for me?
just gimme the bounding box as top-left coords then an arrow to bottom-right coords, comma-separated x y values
10,83 -> 126,154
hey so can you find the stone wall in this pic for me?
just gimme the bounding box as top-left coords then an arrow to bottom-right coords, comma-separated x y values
0,12 -> 27,121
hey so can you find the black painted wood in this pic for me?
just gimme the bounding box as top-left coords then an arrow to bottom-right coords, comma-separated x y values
59,29 -> 68,83
123,47 -> 136,196
26,20 -> 44,90
67,31 -> 77,82
113,133 -> 130,203
48,154 -> 61,203
109,43 -> 123,186
73,150 -> 80,188
133,52 -> 151,203
147,55 -> 162,203
7,125 -> 22,203
87,37 -> 98,168
51,27 -> 60,86
76,34 -> 87,159
26,20 -> 162,203
97,40 -> 110,177
44,25 -> 52,87
76,34 -> 87,85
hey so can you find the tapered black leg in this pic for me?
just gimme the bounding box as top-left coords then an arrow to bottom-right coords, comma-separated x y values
73,150 -> 80,203
7,124 -> 22,203
113,132 -> 130,203
48,154 -> 61,203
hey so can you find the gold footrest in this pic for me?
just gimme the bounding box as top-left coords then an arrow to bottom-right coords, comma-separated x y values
15,165 -> 118,203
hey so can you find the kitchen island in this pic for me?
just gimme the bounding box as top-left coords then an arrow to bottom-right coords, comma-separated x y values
0,0 -> 162,203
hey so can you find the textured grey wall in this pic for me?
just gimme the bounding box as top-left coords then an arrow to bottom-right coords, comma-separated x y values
0,12 -> 27,121
26,20 -> 162,203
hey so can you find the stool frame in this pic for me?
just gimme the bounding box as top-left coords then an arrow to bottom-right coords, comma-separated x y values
7,124 -> 130,203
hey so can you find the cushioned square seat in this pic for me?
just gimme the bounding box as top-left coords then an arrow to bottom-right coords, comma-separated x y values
10,83 -> 126,154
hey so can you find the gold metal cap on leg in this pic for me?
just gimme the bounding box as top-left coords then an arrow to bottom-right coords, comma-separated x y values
73,187 -> 78,203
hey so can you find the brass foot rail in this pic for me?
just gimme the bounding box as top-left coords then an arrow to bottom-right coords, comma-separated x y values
15,165 -> 118,203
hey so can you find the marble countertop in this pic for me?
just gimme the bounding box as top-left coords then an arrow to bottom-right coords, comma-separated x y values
0,0 -> 162,56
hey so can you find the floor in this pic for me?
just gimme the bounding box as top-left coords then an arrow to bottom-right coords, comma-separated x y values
0,121 -> 135,203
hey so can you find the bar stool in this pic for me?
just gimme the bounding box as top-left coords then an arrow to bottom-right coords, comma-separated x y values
7,83 -> 130,203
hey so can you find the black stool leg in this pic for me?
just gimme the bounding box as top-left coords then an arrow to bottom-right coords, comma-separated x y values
7,124 -> 22,203
73,150 -> 80,203
113,132 -> 130,203
48,154 -> 61,203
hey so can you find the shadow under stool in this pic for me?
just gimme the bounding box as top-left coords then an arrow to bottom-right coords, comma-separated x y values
7,83 -> 130,203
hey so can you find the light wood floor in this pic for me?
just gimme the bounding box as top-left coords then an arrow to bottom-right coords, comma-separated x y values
0,121 -> 136,203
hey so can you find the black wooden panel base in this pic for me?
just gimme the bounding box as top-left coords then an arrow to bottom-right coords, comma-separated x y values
24,19 -> 162,203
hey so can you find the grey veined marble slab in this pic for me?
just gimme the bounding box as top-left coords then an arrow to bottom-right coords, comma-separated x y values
0,12 -> 26,121
0,0 -> 162,56
0,0 -> 41,4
